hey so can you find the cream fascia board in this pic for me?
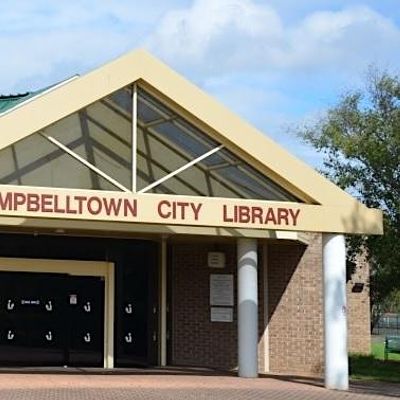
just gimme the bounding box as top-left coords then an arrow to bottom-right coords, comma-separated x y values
0,185 -> 383,234
0,49 -> 371,207
0,257 -> 108,276
0,215 -> 305,240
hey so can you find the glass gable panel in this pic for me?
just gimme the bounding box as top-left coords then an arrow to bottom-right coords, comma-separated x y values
46,87 -> 132,189
0,86 -> 132,191
137,88 -> 300,202
0,134 -> 117,190
0,83 -> 301,202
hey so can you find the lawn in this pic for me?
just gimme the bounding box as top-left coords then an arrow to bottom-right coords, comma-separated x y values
372,341 -> 400,361
350,341 -> 400,383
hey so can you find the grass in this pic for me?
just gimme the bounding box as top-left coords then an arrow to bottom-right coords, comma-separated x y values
372,341 -> 400,361
350,341 -> 400,383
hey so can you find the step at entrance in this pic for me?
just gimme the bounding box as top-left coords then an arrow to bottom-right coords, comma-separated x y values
0,272 -> 104,367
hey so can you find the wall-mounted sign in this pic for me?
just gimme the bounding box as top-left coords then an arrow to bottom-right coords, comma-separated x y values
210,274 -> 234,306
0,185 -> 382,234
0,186 -> 305,230
211,307 -> 233,322
207,252 -> 225,268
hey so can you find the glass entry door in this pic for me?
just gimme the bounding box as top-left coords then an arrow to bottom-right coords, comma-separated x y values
0,272 -> 104,367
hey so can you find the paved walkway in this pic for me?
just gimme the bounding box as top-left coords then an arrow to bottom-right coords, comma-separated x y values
0,370 -> 398,399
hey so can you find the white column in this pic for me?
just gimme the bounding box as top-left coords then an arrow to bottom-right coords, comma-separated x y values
322,234 -> 348,390
262,243 -> 269,373
237,238 -> 258,378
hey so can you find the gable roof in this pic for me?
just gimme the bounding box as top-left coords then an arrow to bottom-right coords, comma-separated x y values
0,49 -> 372,208
0,76 -> 79,117
0,92 -> 36,113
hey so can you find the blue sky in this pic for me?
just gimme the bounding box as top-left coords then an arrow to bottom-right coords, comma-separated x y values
1,0 -> 400,167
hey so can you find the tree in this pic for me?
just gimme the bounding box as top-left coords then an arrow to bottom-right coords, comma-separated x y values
298,70 -> 400,327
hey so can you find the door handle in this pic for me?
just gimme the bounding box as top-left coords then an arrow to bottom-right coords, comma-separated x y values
45,301 -> 53,312
7,300 -> 14,311
125,304 -> 133,314
125,332 -> 133,343
84,333 -> 91,343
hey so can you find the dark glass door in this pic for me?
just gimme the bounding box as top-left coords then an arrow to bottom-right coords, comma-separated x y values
0,272 -> 104,367
0,272 -> 66,366
114,243 -> 158,367
117,264 -> 150,366
65,275 -> 104,367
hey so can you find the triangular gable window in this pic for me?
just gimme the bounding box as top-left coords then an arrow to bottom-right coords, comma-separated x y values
0,84 -> 300,202
136,89 -> 300,202
0,87 -> 132,191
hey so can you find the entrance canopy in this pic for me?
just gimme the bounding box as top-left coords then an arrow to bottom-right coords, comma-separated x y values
0,50 -> 382,235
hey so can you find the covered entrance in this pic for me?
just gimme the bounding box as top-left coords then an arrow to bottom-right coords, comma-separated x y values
0,271 -> 104,367
0,50 -> 383,390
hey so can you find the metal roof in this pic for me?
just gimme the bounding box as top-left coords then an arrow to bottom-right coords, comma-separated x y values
0,76 -> 79,116
0,91 -> 42,113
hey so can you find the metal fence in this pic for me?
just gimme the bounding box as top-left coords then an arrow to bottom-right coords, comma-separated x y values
373,313 -> 400,336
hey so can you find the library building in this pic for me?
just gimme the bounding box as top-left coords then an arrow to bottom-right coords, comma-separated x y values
0,50 -> 382,390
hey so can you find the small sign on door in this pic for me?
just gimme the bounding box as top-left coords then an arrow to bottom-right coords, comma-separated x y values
69,294 -> 78,305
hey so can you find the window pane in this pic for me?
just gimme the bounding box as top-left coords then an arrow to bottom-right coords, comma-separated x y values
0,135 -> 117,190
43,87 -> 132,190
0,87 -> 132,191
137,88 -> 300,202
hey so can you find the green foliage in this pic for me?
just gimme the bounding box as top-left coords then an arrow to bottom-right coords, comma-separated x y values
299,69 -> 400,323
382,289 -> 400,313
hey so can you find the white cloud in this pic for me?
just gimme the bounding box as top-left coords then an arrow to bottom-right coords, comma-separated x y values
146,0 -> 283,74
146,1 -> 400,76
0,29 -> 131,91
0,0 -> 185,91
285,7 -> 400,70
2,1 -> 399,91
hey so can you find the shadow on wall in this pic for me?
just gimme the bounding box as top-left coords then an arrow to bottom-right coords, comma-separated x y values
266,243 -> 306,319
265,237 -> 325,375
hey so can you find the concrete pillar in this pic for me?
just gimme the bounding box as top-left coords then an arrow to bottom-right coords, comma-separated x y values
322,234 -> 349,390
237,238 -> 258,378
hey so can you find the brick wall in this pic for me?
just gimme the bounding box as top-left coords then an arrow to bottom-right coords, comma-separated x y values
347,255 -> 371,354
169,235 -> 371,374
170,243 -> 238,369
267,233 -> 324,375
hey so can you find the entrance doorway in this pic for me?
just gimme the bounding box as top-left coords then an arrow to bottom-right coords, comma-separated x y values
0,235 -> 159,368
0,257 -> 114,368
0,272 -> 104,367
